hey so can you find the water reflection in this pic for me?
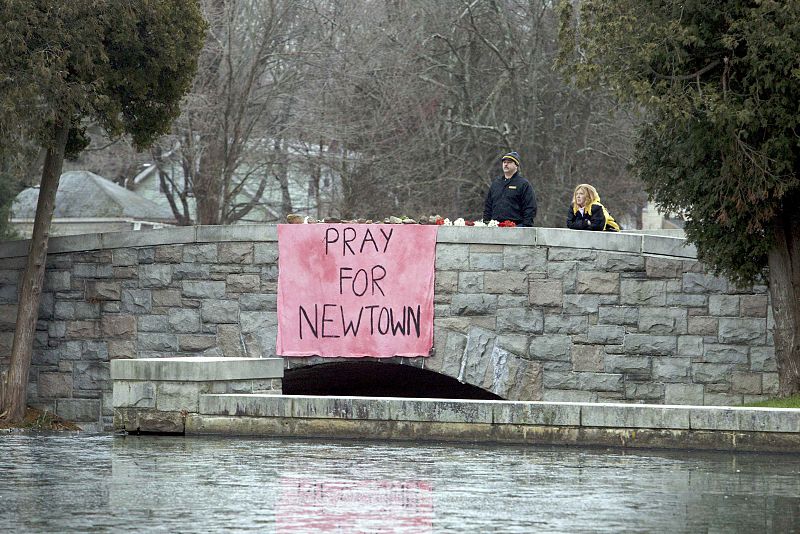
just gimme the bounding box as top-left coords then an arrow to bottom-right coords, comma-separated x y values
1,433 -> 799,532
277,479 -> 433,533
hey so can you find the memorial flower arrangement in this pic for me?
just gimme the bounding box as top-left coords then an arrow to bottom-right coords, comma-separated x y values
287,213 -> 519,227
432,216 -> 511,227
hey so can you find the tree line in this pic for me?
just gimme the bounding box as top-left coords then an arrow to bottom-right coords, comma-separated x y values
2,0 -> 645,232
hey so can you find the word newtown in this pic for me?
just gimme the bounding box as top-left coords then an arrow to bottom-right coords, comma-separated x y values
299,303 -> 421,339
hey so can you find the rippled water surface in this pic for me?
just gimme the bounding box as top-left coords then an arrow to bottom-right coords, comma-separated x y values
2,433 -> 800,532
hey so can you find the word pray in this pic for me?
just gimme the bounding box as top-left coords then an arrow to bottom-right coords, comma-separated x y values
325,226 -> 394,256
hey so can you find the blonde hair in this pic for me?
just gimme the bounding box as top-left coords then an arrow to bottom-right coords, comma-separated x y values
572,183 -> 599,209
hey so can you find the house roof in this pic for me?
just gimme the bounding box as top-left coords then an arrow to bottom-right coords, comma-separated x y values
12,170 -> 176,222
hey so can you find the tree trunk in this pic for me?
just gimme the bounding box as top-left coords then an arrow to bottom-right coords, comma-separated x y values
0,121 -> 69,422
194,142 -> 224,225
309,141 -> 322,218
768,198 -> 800,397
275,139 -> 292,218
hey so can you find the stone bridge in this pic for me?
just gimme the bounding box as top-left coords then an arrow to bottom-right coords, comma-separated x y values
0,225 -> 774,430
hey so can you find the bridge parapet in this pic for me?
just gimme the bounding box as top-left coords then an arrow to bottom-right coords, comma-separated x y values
0,225 -> 773,430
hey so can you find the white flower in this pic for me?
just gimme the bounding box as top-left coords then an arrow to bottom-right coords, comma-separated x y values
487,219 -> 499,227
303,216 -> 310,224
472,220 -> 486,227
453,218 -> 466,226
443,218 -> 452,226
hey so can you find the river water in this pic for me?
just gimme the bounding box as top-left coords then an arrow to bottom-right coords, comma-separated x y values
1,433 -> 799,533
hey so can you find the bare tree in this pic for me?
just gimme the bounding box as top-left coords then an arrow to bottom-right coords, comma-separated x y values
294,0 -> 643,224
75,0 -> 645,227
159,0 -> 311,225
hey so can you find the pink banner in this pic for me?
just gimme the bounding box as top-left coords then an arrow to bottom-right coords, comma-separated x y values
276,224 -> 437,357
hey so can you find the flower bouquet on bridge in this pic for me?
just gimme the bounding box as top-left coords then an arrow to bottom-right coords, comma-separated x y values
286,214 -> 518,227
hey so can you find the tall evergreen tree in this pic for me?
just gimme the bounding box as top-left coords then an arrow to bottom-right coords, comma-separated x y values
559,0 -> 800,394
0,125 -> 40,240
0,1 -> 206,421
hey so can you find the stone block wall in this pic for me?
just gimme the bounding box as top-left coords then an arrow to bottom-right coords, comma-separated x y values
430,228 -> 775,406
0,227 -> 281,430
0,225 -> 775,429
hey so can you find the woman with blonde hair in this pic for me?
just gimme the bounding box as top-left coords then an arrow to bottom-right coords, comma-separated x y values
566,184 -> 621,232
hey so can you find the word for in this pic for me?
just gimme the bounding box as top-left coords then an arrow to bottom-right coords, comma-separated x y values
339,266 -> 386,296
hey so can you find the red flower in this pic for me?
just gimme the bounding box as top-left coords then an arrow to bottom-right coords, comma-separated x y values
498,220 -> 517,227
465,220 -> 475,226
435,217 -> 445,225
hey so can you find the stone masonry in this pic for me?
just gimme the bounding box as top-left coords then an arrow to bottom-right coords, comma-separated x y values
0,225 -> 775,430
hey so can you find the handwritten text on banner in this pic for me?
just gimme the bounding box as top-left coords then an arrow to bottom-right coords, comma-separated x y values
276,224 -> 437,357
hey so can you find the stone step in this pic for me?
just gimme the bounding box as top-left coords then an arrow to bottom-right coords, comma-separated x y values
186,394 -> 800,453
198,394 -> 799,432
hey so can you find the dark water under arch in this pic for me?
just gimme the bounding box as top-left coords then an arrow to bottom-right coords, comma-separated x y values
282,361 -> 503,400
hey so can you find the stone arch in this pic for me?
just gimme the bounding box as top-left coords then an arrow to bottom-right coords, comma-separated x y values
282,360 -> 502,400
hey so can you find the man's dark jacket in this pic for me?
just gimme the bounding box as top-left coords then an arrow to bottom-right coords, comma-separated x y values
483,172 -> 537,226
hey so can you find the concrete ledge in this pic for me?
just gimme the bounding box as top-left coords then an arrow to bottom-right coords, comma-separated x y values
388,398 -> 494,423
0,225 -> 698,260
493,400 -> 582,426
435,226 -> 536,246
537,228 -> 643,253
100,227 -> 197,249
581,403 -> 691,429
289,395 -> 394,420
196,224 -> 277,243
48,233 -> 103,254
110,357 -> 284,381
197,395 -> 800,434
198,395 -> 799,433
184,414 -> 800,453
117,391 -> 800,452
201,394 -> 291,418
181,394 -> 800,452
689,406 -> 800,433
642,234 -> 697,258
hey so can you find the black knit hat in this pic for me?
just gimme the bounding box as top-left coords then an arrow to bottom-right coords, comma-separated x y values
502,151 -> 521,167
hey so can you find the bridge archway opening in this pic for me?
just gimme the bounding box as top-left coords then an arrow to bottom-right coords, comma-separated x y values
282,361 -> 502,400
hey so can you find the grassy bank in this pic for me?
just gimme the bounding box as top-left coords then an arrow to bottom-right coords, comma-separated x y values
746,395 -> 800,409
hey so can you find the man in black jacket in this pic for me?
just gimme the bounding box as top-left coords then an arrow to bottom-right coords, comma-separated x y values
483,151 -> 537,226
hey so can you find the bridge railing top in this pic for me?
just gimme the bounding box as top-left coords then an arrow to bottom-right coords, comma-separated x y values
0,224 -> 697,260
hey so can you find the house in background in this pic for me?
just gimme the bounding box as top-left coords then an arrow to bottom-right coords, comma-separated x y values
638,201 -> 686,236
10,170 -> 175,238
131,143 -> 341,225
